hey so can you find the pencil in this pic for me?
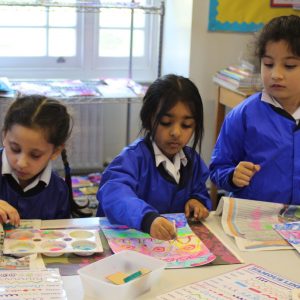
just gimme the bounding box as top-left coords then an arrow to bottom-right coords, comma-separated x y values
173,220 -> 177,240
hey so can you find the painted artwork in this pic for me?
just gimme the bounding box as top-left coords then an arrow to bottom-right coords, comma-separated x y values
100,213 -> 216,268
274,221 -> 300,254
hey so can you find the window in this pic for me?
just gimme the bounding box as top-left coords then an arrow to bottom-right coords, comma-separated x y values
0,0 -> 162,81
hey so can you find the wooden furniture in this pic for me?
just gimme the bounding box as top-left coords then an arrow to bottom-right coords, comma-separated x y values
210,85 -> 255,209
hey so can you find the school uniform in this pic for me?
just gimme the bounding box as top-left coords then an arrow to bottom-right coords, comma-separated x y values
96,137 -> 211,233
209,91 -> 300,205
0,149 -> 70,219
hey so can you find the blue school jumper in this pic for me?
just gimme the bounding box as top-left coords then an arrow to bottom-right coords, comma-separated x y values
209,92 -> 300,205
96,137 -> 211,232
0,149 -> 70,219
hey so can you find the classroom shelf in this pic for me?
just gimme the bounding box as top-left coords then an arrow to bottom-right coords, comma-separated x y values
0,79 -> 144,105
0,1 -> 164,14
0,0 -> 165,145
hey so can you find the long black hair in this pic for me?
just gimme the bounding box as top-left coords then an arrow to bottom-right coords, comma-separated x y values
255,15 -> 300,61
140,74 -> 204,154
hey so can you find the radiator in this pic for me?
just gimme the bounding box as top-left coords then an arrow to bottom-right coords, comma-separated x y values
54,102 -> 104,171
0,100 -> 104,172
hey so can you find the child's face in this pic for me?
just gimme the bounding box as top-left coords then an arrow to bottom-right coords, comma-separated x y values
261,40 -> 300,106
3,124 -> 62,187
153,101 -> 195,160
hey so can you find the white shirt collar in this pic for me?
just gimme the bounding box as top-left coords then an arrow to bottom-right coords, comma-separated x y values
2,148 -> 52,192
152,141 -> 187,184
261,90 -> 300,122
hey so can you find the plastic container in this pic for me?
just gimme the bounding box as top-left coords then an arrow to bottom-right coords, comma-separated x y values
78,250 -> 166,300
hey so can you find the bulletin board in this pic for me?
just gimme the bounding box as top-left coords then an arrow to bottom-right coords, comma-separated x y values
209,0 -> 300,32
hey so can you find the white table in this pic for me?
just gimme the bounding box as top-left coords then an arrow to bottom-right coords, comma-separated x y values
62,214 -> 300,299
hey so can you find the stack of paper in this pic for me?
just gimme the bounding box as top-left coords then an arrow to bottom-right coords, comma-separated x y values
215,196 -> 298,251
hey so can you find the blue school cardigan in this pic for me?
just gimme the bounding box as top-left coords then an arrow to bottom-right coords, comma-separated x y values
96,138 -> 211,232
209,92 -> 300,205
0,149 -> 70,219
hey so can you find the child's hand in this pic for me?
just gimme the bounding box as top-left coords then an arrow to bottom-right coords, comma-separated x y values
0,200 -> 20,226
150,217 -> 176,241
185,199 -> 209,221
233,161 -> 260,187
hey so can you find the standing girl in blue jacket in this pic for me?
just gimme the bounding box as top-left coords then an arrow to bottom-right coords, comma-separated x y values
0,94 -> 88,226
97,74 -> 212,240
210,15 -> 300,205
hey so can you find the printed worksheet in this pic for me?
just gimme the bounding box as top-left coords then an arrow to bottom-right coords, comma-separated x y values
157,264 -> 300,300
0,268 -> 67,299
274,221 -> 300,254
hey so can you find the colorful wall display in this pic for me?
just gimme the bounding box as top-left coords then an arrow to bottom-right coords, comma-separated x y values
209,0 -> 300,32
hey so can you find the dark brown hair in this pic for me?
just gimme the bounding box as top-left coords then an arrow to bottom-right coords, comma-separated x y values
3,94 -> 91,217
140,74 -> 204,154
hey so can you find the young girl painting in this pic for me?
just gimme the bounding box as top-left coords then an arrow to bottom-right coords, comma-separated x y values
97,74 -> 212,240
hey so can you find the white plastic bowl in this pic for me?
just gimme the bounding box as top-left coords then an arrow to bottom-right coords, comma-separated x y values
78,250 -> 166,300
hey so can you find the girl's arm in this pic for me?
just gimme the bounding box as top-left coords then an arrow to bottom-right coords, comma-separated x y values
96,149 -> 158,231
209,109 -> 246,192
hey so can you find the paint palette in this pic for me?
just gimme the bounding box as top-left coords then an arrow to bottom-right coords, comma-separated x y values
3,229 -> 103,257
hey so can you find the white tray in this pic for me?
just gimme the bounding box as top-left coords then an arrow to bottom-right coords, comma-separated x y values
3,229 -> 103,257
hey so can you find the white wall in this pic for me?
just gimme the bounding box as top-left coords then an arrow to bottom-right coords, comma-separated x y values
161,0 -> 253,165
189,1 -> 253,165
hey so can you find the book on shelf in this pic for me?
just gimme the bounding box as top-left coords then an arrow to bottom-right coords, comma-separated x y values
0,78 -> 147,99
0,77 -> 13,92
50,79 -> 100,97
213,63 -> 262,92
97,77 -> 147,98
0,77 -> 16,98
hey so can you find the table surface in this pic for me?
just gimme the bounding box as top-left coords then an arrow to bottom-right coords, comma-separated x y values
61,214 -> 300,299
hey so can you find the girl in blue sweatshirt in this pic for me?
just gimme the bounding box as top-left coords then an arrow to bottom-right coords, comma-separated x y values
0,94 -> 87,226
97,74 -> 212,240
210,15 -> 300,205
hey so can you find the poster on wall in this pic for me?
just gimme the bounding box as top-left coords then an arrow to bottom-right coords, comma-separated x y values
270,0 -> 293,7
209,0 -> 300,32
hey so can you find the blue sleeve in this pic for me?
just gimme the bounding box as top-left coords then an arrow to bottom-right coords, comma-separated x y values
209,108 -> 246,193
96,150 -> 159,230
190,156 -> 212,210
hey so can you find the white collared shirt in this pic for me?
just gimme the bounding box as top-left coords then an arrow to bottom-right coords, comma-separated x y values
152,141 -> 187,184
261,90 -> 300,122
2,148 -> 52,192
